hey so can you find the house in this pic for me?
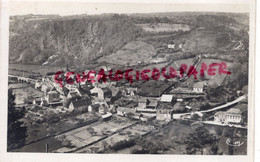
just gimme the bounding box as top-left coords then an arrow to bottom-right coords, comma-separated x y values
78,87 -> 90,98
101,112 -> 112,120
160,94 -> 173,103
108,86 -> 122,103
90,86 -> 103,98
185,105 -> 192,110
138,98 -> 148,108
102,88 -> 112,99
98,104 -> 109,115
146,99 -> 158,109
167,44 -> 175,49
178,43 -> 183,49
99,66 -> 111,72
177,98 -> 183,102
90,87 -> 112,100
67,91 -> 81,99
88,104 -> 100,112
214,105 -> 247,124
132,113 -> 143,120
108,104 -> 117,113
105,98 -> 112,105
46,91 -> 61,105
41,100 -> 49,106
41,84 -> 52,95
193,82 -> 204,93
127,88 -> 137,96
65,83 -> 78,91
156,109 -> 173,121
35,81 -> 42,90
68,98 -> 91,113
62,87 -> 70,97
214,111 -> 226,123
122,88 -> 137,96
117,107 -> 125,116
225,108 -> 243,124
136,108 -> 157,114
33,97 -> 42,105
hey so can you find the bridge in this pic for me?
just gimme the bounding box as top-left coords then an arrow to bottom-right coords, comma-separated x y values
8,75 -> 37,84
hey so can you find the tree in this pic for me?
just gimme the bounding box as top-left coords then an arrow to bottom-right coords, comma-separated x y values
8,89 -> 27,151
184,126 -> 219,155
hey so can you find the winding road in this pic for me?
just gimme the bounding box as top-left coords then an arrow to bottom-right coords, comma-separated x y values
172,95 -> 247,119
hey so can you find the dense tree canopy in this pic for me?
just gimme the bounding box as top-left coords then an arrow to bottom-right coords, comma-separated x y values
184,126 -> 219,155
8,89 -> 27,151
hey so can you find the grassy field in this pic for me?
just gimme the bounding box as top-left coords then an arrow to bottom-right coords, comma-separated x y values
98,40 -> 156,66
9,64 -> 66,76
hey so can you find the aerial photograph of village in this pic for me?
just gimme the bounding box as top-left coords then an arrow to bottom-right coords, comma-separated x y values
7,3 -> 249,155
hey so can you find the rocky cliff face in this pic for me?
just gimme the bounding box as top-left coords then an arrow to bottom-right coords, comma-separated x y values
9,15 -> 143,67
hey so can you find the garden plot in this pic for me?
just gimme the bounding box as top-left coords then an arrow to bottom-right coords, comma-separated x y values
76,124 -> 154,153
54,118 -> 136,152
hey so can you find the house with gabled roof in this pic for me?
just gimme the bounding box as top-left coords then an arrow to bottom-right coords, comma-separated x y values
68,98 -> 91,113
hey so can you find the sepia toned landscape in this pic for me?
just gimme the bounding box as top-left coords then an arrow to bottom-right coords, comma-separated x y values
8,10 -> 249,155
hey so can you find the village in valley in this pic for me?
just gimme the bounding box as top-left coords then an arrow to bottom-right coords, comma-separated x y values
8,60 -> 248,154
8,12 -> 249,155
